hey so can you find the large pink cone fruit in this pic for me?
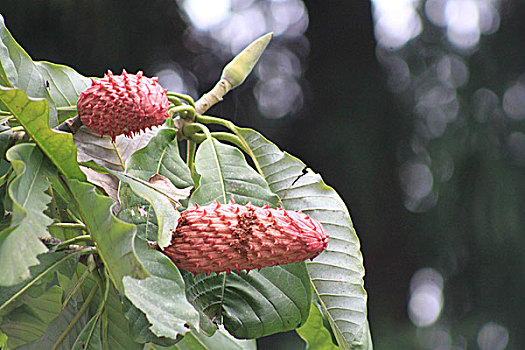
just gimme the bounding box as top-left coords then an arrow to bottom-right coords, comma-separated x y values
77,70 -> 170,141
163,202 -> 329,275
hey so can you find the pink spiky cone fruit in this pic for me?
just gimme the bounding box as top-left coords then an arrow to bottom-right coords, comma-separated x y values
77,70 -> 171,141
162,202 -> 329,275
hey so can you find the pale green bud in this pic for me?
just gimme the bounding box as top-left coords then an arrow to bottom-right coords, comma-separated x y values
221,32 -> 273,89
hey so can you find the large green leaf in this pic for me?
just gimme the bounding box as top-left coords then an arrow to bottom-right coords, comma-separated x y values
237,128 -> 370,349
0,251 -> 81,314
0,87 -> 86,180
171,326 -> 256,350
64,178 -> 149,292
189,138 -> 279,206
0,15 -> 57,125
0,144 -> 54,286
183,138 -> 311,339
79,272 -> 143,350
0,285 -> 62,349
122,238 -> 199,341
35,61 -> 90,123
118,127 -> 193,245
16,299 -> 89,350
297,302 -> 339,350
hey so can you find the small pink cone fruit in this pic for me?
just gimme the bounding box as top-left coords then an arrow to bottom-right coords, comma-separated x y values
163,202 -> 329,275
77,70 -> 170,141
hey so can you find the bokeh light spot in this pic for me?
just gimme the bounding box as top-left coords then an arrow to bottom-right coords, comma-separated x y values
477,322 -> 509,350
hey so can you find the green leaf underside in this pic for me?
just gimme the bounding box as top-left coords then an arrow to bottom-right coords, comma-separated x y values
297,302 -> 340,350
189,138 -> 279,206
0,87 -> 86,180
182,138 -> 311,339
0,144 -> 54,286
118,127 -> 192,245
111,170 -> 180,248
0,15 -> 57,125
122,238 -> 199,340
237,128 -> 369,349
172,326 -> 257,350
0,285 -> 63,348
65,179 -> 149,292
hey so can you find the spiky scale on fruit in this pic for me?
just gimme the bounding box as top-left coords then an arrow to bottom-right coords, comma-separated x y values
162,202 -> 329,275
77,69 -> 171,141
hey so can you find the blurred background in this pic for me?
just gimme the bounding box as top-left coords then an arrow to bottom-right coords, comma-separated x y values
2,0 -> 524,349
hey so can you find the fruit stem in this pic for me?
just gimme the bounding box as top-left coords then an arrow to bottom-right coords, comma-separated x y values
112,141 -> 126,170
168,92 -> 196,108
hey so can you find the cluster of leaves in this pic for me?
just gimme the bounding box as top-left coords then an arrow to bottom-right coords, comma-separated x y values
0,15 -> 371,350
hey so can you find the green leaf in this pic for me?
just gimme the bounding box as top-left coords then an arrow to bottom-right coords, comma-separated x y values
0,251 -> 81,313
79,272 -> 143,350
189,138 -> 279,206
0,87 -> 86,180
182,137 -> 311,339
125,128 -> 193,190
297,302 -> 339,350
184,263 -> 311,339
122,238 -> 199,341
122,298 -> 179,347
0,15 -> 57,125
35,61 -> 90,123
237,128 -> 370,349
118,127 -> 192,245
0,144 -> 54,286
64,178 -> 149,292
0,285 -> 63,348
111,170 -> 182,248
71,315 -> 103,350
172,326 -> 257,350
16,300 -> 89,350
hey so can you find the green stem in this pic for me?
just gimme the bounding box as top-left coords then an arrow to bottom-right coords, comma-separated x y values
0,126 -> 23,135
187,139 -> 197,179
61,255 -> 96,310
211,132 -> 248,152
167,95 -> 183,106
0,167 -> 13,187
56,105 -> 77,111
0,249 -> 91,313
51,283 -> 100,350
183,122 -> 213,140
83,268 -> 111,348
56,234 -> 91,249
169,105 -> 195,120
196,114 -> 264,176
49,222 -> 86,231
112,141 -> 126,170
168,92 -> 196,108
